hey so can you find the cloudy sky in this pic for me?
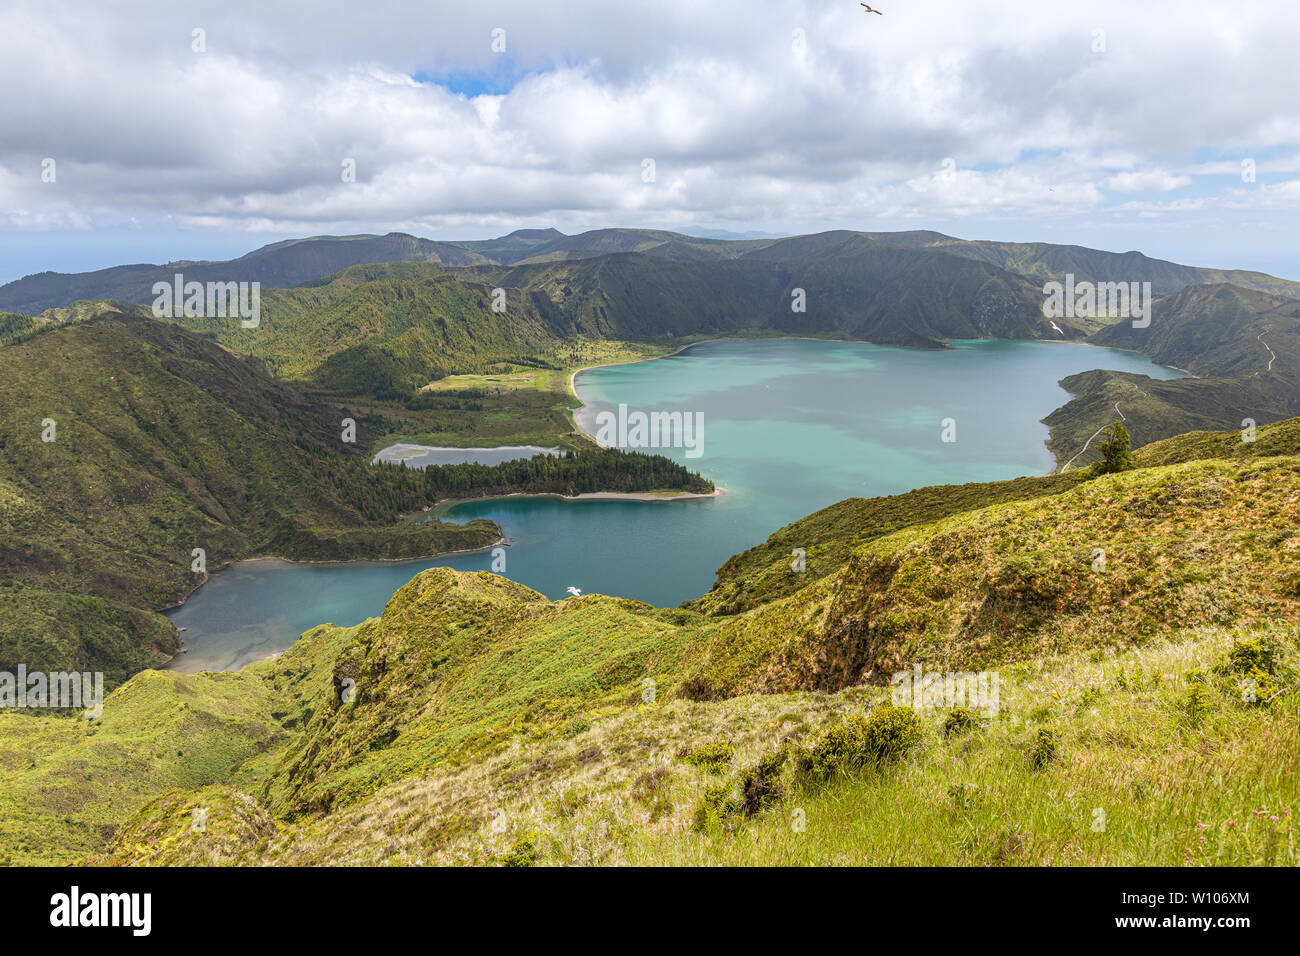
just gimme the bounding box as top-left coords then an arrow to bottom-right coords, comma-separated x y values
2,0 -> 1299,282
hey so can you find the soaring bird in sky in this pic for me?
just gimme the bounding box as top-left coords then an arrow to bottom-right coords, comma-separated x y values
566,586 -> 582,597
861,3 -> 883,13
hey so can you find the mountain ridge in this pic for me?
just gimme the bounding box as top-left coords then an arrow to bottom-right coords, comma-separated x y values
6,227 -> 1300,315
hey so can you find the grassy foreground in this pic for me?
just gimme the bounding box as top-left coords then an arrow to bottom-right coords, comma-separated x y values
79,617 -> 1300,867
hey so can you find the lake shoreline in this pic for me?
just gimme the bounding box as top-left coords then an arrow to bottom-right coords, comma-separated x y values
373,442 -> 564,465
161,534 -> 507,611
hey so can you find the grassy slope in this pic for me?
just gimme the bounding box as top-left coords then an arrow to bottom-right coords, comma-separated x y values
0,584 -> 179,686
0,668 -> 288,866
363,339 -> 675,452
0,420 -> 1295,865
623,624 -> 1300,866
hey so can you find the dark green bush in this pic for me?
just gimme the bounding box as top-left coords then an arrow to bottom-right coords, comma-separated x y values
503,831 -> 538,867
739,748 -> 788,815
681,741 -> 735,773
804,704 -> 923,778
1029,729 -> 1058,770
1091,422 -> 1133,476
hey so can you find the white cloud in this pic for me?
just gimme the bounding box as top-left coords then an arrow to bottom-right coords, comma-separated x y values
1102,170 -> 1193,192
0,0 -> 1297,266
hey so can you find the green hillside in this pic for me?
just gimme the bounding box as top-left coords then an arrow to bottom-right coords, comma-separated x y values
0,311 -> 715,685
0,417 -> 1294,865
692,417 -> 1300,620
0,311 -> 502,682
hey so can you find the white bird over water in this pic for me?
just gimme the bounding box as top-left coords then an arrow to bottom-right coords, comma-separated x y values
1050,321 -> 1064,335
566,586 -> 582,597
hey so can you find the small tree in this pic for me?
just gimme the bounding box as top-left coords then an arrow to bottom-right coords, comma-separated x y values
1092,422 -> 1133,475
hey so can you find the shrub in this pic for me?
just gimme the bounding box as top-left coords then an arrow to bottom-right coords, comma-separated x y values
738,748 -> 788,815
1220,636 -> 1282,705
691,784 -> 740,832
681,741 -> 735,774
1183,682 -> 1213,726
1225,636 -> 1277,675
1029,729 -> 1058,770
502,831 -> 538,867
1235,669 -> 1278,706
689,746 -> 792,832
804,704 -> 923,778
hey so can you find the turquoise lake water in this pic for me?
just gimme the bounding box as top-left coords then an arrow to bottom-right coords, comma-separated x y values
165,338 -> 1185,672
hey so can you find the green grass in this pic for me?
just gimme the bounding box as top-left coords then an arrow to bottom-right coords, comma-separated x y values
0,668 -> 288,866
621,627 -> 1300,866
87,622 -> 1300,867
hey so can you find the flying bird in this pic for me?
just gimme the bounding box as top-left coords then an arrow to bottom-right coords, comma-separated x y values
566,586 -> 582,597
861,3 -> 883,13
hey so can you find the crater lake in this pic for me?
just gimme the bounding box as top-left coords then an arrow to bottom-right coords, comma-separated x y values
165,337 -> 1185,672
